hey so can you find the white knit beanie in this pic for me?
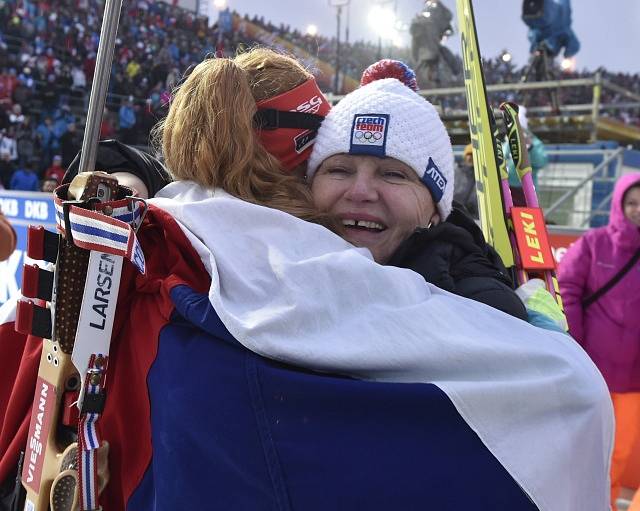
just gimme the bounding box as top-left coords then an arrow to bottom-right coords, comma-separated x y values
307,78 -> 454,220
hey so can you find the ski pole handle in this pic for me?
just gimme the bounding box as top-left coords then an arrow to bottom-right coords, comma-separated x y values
500,102 -> 539,207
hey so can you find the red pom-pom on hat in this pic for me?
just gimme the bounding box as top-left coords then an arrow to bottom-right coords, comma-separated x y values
360,59 -> 419,92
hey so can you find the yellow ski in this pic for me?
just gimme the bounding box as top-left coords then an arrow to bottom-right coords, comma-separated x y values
456,0 -> 514,267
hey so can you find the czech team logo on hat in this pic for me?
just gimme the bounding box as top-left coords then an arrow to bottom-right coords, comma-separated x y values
349,113 -> 389,158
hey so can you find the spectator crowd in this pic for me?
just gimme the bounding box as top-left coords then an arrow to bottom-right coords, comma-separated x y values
0,0 -> 638,192
0,0 -> 252,192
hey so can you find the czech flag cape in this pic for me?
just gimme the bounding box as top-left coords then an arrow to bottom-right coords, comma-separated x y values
0,181 -> 613,510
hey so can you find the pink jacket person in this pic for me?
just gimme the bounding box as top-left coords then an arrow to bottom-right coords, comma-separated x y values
559,172 -> 640,391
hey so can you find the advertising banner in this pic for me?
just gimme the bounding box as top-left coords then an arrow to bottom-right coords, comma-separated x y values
547,226 -> 584,264
0,190 -> 56,306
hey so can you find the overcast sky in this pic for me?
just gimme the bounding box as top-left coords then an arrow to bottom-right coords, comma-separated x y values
210,0 -> 640,75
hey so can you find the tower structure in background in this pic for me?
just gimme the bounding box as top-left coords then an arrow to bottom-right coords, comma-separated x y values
409,0 -> 460,88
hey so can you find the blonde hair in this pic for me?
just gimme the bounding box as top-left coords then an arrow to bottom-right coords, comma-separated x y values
155,48 -> 338,230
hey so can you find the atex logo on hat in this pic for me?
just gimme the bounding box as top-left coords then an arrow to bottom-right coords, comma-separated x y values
350,113 -> 389,157
422,157 -> 447,203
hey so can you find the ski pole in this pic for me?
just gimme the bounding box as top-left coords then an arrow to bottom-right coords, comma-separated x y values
500,102 -> 564,312
488,108 -> 528,287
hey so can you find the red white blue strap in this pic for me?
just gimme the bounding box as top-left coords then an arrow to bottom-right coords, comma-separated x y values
56,202 -> 146,274
55,196 -> 146,231
78,354 -> 108,511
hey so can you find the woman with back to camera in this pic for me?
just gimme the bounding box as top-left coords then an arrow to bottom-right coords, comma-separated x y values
129,50 -> 610,510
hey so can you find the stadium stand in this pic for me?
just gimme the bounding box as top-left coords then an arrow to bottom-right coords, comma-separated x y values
0,0 -> 638,192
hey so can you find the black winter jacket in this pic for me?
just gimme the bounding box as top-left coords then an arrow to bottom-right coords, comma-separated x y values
388,205 -> 527,321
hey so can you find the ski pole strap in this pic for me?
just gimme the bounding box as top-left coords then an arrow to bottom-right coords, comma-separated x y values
78,354 -> 108,511
54,194 -> 147,274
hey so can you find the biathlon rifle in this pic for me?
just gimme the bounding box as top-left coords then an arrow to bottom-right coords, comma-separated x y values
14,0 -> 147,510
455,0 -> 564,312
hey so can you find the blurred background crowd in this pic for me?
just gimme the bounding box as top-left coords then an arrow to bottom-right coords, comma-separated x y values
0,0 -> 638,193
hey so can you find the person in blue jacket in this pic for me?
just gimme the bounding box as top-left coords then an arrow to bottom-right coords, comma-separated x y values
9,158 -> 38,191
118,95 -> 137,144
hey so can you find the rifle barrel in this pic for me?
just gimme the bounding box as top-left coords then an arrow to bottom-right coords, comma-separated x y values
78,0 -> 123,175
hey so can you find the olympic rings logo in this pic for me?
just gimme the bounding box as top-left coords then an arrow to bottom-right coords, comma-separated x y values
354,130 -> 383,143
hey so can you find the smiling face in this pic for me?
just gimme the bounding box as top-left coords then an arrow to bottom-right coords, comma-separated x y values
311,154 -> 440,263
623,185 -> 640,227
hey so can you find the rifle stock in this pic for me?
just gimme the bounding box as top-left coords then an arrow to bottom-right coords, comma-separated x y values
18,174 -> 120,510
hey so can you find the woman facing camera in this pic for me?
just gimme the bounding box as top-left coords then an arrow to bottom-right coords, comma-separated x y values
307,71 -> 529,321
